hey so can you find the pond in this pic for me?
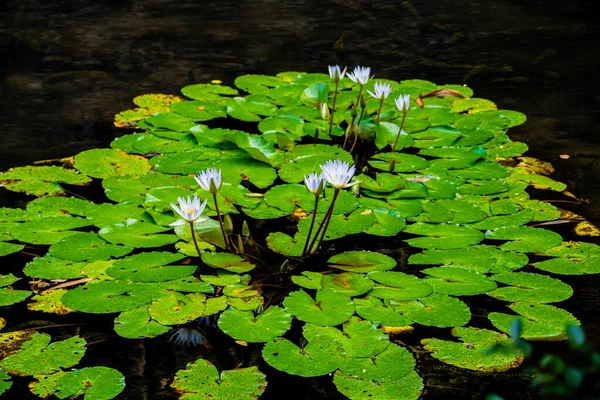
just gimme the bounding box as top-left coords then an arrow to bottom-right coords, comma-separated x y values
1,1 -> 599,399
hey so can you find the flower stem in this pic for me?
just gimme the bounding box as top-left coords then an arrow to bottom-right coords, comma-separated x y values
328,81 -> 340,135
350,105 -> 367,154
307,188 -> 340,255
189,221 -> 202,257
391,112 -> 407,152
375,99 -> 384,123
302,195 -> 320,257
354,85 -> 364,109
312,189 -> 340,254
212,193 -> 230,250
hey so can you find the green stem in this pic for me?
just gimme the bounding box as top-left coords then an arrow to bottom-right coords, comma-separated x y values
212,193 -> 230,251
354,85 -> 364,109
189,221 -> 202,257
311,189 -> 340,254
302,195 -> 320,257
350,105 -> 367,154
375,98 -> 384,123
391,112 -> 407,152
328,81 -> 340,135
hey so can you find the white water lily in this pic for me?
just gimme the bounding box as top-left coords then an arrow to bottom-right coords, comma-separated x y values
395,94 -> 411,114
195,168 -> 222,194
367,82 -> 392,100
328,65 -> 347,83
347,66 -> 371,86
170,195 -> 208,226
304,172 -> 325,195
320,159 -> 357,189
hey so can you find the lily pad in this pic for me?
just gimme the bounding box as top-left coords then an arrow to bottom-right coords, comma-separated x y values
283,289 -> 355,326
27,289 -> 72,315
0,166 -> 91,196
333,370 -> 423,400
322,273 -> 375,297
0,332 -> 86,376
422,267 -> 497,296
30,366 -> 125,400
99,219 -> 178,248
485,226 -> 563,253
49,232 -> 133,262
218,306 -> 292,343
106,251 -> 192,282
488,272 -> 573,303
422,327 -> 523,372
201,252 -> 256,273
489,302 -> 580,341
61,280 -> 154,314
403,223 -> 484,249
367,271 -> 433,300
10,216 -> 93,245
114,306 -> 170,339
533,241 -> 600,275
391,294 -> 471,328
74,148 -> 151,178
171,358 -> 267,399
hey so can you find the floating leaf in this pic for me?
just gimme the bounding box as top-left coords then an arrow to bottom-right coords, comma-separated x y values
367,271 -> 433,300
327,251 -> 397,273
99,219 -> 178,248
201,253 -> 256,273
333,370 -> 423,400
489,302 -> 580,341
488,272 -> 573,303
114,306 -> 170,339
391,294 -> 471,328
422,267 -> 497,296
0,166 -> 91,196
0,369 -> 11,396
322,273 -> 374,297
106,251 -> 191,282
422,327 -> 523,372
218,306 -> 292,343
61,281 -> 154,314
148,293 -> 208,325
74,148 -> 151,178
533,241 -> 600,275
403,223 -> 484,249
0,242 -> 23,257
0,332 -> 86,376
283,289 -> 354,326
171,358 -> 267,400
10,216 -> 93,245
29,366 -> 125,400
354,296 -> 413,327
27,289 -> 72,315
485,226 -> 562,253
49,232 -> 133,262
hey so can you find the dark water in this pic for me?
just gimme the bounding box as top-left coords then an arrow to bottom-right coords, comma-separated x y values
1,1 -> 600,399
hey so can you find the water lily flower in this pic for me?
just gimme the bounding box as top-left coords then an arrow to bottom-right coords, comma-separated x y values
320,159 -> 357,189
170,195 -> 208,226
195,168 -> 222,194
367,82 -> 392,100
395,94 -> 411,114
347,66 -> 372,86
169,326 -> 206,347
328,65 -> 347,83
304,172 -> 325,195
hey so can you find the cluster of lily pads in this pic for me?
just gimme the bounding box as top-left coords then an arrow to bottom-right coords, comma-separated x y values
1,65 -> 599,399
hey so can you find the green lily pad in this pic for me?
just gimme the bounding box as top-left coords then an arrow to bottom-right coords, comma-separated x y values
106,251 -> 192,282
0,332 -> 86,376
322,273 -> 374,297
340,340 -> 415,381
327,251 -> 397,273
0,242 -> 24,257
422,327 -> 523,372
422,267 -> 497,296
171,358 -> 267,399
27,289 -> 72,315
489,302 -> 580,341
262,335 -> 345,377
485,226 -> 563,253
218,306 -> 292,343
488,272 -> 573,303
181,83 -> 238,99
201,252 -> 256,273
265,232 -> 305,257
74,148 -> 151,178
26,196 -> 93,217
235,74 -> 286,93
147,292 -> 208,325
114,306 -> 170,339
0,166 -> 91,196
367,271 -> 433,300
10,216 -> 93,245
333,370 -> 423,400
171,100 -> 227,121
61,280 -> 154,314
0,285 -> 31,307
533,241 -> 600,275
337,316 -> 390,357
391,294 -> 471,328
23,255 -> 85,279
354,296 -> 413,327
291,271 -> 324,290
403,223 -> 484,249
30,367 -> 125,400
49,232 -> 133,262
99,219 -> 178,248
0,369 -> 11,395
283,289 -> 354,326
